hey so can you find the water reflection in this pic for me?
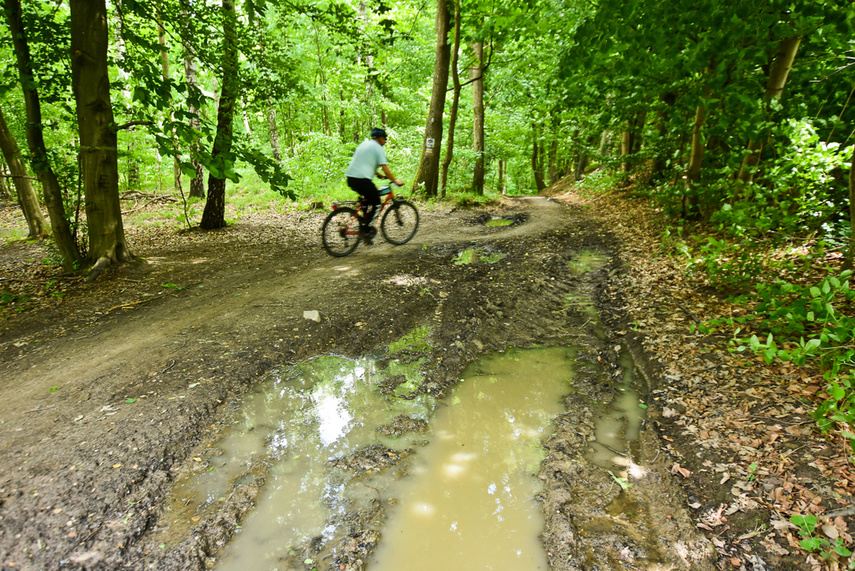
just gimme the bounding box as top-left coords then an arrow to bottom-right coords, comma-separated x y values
584,348 -> 647,480
154,356 -> 433,570
369,346 -> 575,571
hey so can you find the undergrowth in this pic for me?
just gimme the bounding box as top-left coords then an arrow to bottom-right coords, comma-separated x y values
667,223 -> 855,457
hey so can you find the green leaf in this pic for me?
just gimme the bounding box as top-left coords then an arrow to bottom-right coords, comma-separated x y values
800,537 -> 822,551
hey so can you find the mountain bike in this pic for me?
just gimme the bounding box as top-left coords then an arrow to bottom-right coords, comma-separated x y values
321,183 -> 419,257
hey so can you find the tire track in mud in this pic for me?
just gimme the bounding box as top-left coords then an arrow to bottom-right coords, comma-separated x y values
140,198 -> 714,571
0,197 -> 712,570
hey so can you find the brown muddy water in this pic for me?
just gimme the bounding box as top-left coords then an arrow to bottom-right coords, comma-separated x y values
369,347 -> 575,570
153,347 -> 584,570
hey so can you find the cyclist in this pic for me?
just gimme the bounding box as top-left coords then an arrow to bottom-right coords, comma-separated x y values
345,128 -> 404,244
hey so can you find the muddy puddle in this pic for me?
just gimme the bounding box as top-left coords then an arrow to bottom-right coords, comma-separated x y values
369,347 -> 575,570
146,248 -> 711,570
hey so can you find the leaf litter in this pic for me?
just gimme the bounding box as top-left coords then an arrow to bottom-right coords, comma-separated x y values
551,182 -> 855,570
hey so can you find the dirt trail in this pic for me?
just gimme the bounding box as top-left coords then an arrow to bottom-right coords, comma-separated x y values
0,196 -> 712,570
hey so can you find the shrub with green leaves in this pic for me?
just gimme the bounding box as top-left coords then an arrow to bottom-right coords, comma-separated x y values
700,271 -> 855,449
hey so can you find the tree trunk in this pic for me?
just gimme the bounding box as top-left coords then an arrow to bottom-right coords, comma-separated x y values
267,103 -> 282,163
183,52 -> 205,199
158,19 -> 181,194
548,139 -> 559,184
200,0 -> 239,230
0,105 -> 49,239
532,122 -> 546,191
620,130 -> 633,173
597,130 -> 611,156
471,42 -> 485,195
0,162 -> 8,198
70,0 -> 131,273
683,104 -> 706,219
412,0 -> 451,198
497,159 -> 505,195
440,0 -> 461,198
847,143 -> 855,269
5,0 -> 81,267
736,36 -> 801,185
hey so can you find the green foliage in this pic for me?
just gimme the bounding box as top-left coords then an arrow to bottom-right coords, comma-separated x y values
683,235 -> 766,290
0,290 -> 29,310
388,326 -> 432,354
790,514 -> 852,560
701,271 -> 855,448
710,120 -> 850,239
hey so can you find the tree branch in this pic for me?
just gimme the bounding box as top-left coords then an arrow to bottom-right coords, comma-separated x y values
113,120 -> 154,131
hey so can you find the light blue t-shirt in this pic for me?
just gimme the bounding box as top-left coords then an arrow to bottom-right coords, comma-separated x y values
346,139 -> 387,179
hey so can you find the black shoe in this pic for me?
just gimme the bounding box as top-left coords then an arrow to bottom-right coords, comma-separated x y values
360,227 -> 376,245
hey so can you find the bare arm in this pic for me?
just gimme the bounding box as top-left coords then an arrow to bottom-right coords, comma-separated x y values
380,164 -> 403,186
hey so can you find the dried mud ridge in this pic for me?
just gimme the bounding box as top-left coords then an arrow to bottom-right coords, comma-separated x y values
0,197 -> 713,570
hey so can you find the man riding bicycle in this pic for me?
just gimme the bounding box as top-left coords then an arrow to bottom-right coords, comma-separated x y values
346,128 -> 404,244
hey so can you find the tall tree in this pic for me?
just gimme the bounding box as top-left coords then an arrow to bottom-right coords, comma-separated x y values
183,52 -> 206,198
471,41 -> 484,194
70,0 -> 131,274
0,104 -> 48,238
200,0 -> 239,229
412,0 -> 451,198
4,0 -> 81,268
440,0 -> 462,197
735,35 -> 802,186
158,16 -> 182,193
848,143 -> 855,269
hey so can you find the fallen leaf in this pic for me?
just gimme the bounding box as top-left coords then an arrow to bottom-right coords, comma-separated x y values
671,463 -> 691,478
822,524 -> 839,540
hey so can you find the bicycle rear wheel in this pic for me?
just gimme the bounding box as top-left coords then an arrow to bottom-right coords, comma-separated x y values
322,207 -> 361,256
381,200 -> 419,245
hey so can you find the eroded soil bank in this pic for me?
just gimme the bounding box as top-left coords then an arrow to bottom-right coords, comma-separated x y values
0,191 -> 838,570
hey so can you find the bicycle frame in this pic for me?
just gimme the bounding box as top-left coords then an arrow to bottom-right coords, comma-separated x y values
330,185 -> 398,232
332,185 -> 397,214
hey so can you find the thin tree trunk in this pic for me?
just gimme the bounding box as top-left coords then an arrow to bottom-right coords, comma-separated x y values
497,159 -> 505,195
620,130 -> 632,173
0,163 -> 8,198
684,104 -> 706,219
412,0 -> 451,198
70,0 -> 131,274
267,103 -> 282,163
201,0 -> 238,230
532,122 -> 546,191
597,130 -> 611,156
471,42 -> 485,194
0,105 -> 48,238
440,0 -> 461,198
158,19 -> 181,194
5,0 -> 81,267
241,97 -> 252,135
548,139 -> 559,184
736,36 -> 801,185
847,143 -> 855,269
183,52 -> 205,198
314,25 -> 331,136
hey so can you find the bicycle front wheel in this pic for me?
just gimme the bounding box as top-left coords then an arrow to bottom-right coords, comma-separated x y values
322,207 -> 361,257
381,200 -> 419,245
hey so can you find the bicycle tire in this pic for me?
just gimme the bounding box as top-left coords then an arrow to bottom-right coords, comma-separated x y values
381,200 -> 419,245
322,207 -> 361,257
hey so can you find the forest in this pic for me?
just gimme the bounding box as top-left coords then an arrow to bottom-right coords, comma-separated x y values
2,0 -> 855,439
2,0 -> 854,259
2,0 -> 855,565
